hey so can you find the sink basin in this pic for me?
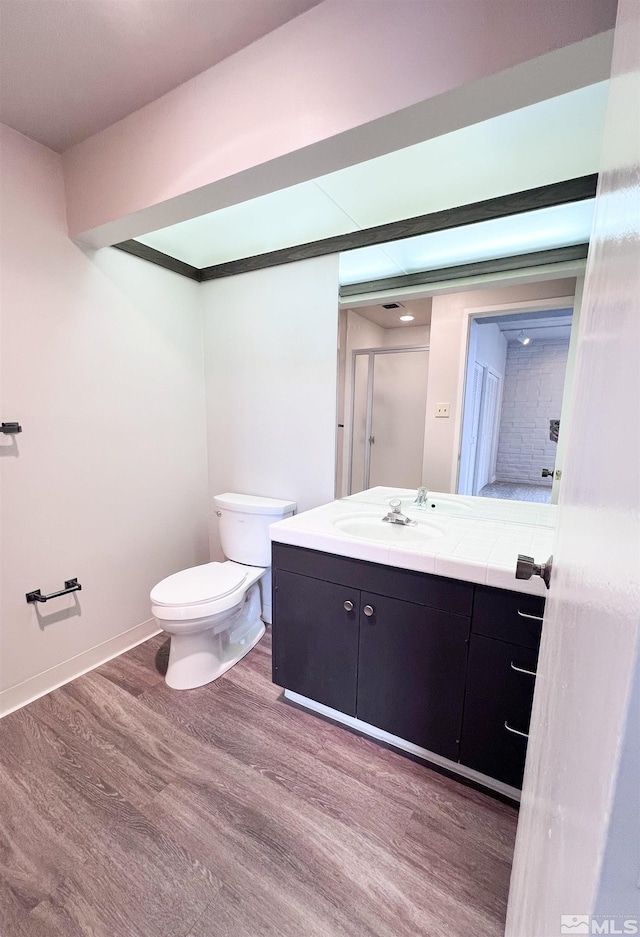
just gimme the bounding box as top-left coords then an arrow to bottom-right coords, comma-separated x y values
334,514 -> 446,544
389,495 -> 473,516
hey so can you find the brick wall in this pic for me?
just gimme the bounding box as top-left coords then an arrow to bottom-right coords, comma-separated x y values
495,338 -> 569,486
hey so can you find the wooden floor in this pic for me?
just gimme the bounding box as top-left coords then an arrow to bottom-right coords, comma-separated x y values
0,629 -> 518,937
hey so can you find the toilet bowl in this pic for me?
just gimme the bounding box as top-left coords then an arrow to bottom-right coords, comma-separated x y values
150,493 -> 296,689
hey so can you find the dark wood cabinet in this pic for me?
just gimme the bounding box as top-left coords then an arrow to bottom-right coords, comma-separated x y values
357,592 -> 469,760
272,544 -> 472,760
272,569 -> 360,714
272,543 -> 544,792
459,587 -> 543,788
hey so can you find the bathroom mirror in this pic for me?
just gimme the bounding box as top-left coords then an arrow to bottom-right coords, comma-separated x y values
335,272 -> 580,527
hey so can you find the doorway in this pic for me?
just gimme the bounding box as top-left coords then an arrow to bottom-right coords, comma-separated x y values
349,346 -> 430,493
458,307 -> 573,503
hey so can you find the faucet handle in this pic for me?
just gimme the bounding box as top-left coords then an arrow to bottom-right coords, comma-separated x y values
389,499 -> 402,513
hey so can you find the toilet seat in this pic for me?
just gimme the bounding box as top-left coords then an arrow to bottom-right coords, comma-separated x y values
150,560 -> 265,622
151,561 -> 247,608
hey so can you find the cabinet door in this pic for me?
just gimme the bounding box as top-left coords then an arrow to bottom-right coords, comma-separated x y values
356,592 -> 470,761
272,570 -> 359,715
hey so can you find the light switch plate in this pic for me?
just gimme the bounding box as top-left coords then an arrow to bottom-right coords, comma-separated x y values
435,402 -> 450,418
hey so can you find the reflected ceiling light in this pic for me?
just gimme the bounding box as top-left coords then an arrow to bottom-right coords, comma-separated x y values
517,330 -> 531,345
399,314 -> 414,321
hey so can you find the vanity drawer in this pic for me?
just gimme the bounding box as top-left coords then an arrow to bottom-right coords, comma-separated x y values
472,585 -> 544,649
465,634 -> 537,728
459,692 -> 531,789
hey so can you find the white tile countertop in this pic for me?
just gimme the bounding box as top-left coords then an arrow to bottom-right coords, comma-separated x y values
270,487 -> 555,596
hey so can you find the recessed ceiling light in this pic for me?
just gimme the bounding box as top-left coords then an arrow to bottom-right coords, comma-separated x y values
399,314 -> 414,322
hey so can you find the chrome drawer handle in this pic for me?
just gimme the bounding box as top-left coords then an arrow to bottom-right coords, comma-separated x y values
504,721 -> 529,739
517,609 -> 544,622
363,605 -> 374,617
510,661 -> 537,677
343,600 -> 354,612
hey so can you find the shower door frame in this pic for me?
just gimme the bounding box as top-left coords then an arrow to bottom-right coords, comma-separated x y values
348,344 -> 430,495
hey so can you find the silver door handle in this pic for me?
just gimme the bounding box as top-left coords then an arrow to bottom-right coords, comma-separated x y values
343,600 -> 354,612
510,661 -> 537,677
363,605 -> 374,617
516,554 -> 553,589
504,721 -> 529,739
517,609 -> 544,622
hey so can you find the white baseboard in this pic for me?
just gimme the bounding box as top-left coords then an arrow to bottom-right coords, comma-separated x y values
284,689 -> 521,802
0,619 -> 161,718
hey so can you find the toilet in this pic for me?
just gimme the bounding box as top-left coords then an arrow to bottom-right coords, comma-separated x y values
150,492 -> 296,689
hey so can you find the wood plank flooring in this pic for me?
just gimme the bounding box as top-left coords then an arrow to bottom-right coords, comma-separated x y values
0,630 -> 518,937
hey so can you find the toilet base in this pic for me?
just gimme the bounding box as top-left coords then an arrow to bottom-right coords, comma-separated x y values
164,584 -> 265,690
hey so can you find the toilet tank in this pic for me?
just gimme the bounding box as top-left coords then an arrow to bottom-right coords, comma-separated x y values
214,493 -> 296,567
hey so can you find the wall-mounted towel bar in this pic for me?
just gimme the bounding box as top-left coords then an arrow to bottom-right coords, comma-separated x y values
26,578 -> 82,604
1,422 -> 22,434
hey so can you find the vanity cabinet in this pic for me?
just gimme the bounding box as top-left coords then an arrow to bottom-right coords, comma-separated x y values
272,543 -> 544,792
272,544 -> 472,761
459,587 -> 543,788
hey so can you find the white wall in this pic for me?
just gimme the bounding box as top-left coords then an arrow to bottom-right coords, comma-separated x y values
495,337 -> 569,485
383,325 -> 429,347
0,124 -> 210,715
201,257 -> 339,559
422,278 -> 576,492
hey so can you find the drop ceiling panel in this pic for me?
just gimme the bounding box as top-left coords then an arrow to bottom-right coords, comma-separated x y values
338,201 -> 594,286
137,181 -> 359,267
316,84 -> 607,230
380,201 -> 595,274
132,82 -> 607,271
339,246 -> 406,287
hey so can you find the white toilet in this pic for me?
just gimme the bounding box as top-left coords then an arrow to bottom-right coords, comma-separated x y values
150,492 -> 296,689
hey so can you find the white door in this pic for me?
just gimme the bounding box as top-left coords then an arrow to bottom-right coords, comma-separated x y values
506,2 -> 640,931
473,368 -> 500,494
464,361 -> 484,494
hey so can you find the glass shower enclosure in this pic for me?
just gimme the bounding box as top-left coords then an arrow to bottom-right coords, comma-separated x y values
349,346 -> 430,494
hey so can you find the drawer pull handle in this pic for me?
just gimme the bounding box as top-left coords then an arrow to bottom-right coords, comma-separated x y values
363,605 -> 374,617
510,661 -> 537,677
504,721 -> 529,739
343,600 -> 354,612
517,609 -> 544,622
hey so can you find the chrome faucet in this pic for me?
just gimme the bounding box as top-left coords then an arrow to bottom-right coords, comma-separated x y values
413,486 -> 429,506
382,498 -> 417,527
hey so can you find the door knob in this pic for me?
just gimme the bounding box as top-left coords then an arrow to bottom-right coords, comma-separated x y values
363,605 -> 374,617
516,554 -> 553,589
541,468 -> 553,478
343,600 -> 354,612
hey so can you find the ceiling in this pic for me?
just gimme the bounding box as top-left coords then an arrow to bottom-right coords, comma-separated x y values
134,82 -> 608,274
347,300 -> 572,338
482,309 -> 573,342
349,298 -> 433,331
0,0 -> 321,151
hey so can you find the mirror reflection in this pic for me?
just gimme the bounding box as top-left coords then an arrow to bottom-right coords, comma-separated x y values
336,275 -> 578,525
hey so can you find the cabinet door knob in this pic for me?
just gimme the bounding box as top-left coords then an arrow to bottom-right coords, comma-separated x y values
363,605 -> 374,617
343,600 -> 354,612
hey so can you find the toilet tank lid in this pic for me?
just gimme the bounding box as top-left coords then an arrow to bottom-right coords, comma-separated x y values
151,562 -> 247,607
213,493 -> 296,516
